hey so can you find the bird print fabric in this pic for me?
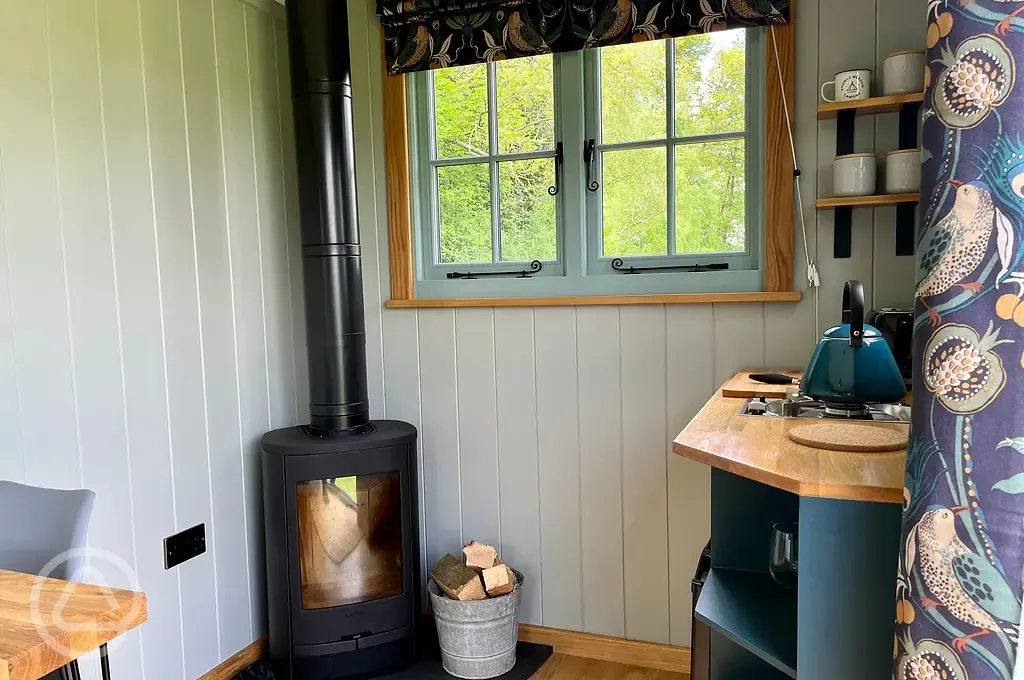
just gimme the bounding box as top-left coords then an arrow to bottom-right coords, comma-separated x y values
897,3 -> 1024,680
376,0 -> 788,74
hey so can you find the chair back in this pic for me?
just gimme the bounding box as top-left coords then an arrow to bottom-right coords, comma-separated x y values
0,481 -> 95,580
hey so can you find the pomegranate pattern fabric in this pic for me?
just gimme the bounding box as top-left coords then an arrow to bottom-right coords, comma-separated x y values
895,2 -> 1024,679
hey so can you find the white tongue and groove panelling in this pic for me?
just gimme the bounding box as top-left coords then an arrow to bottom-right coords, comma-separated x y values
350,0 -> 922,647
0,0 -> 304,678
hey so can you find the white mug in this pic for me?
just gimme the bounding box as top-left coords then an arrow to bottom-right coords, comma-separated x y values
834,154 -> 877,197
821,69 -> 872,102
883,51 -> 926,95
886,149 -> 921,194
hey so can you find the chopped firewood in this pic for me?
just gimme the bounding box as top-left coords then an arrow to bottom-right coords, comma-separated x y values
482,564 -> 517,597
431,554 -> 486,601
463,541 -> 499,572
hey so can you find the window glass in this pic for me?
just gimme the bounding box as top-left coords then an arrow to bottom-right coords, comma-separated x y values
496,56 -> 555,154
438,163 -> 492,263
603,147 -> 668,257
433,63 -> 488,158
600,41 -> 667,144
499,158 -> 557,262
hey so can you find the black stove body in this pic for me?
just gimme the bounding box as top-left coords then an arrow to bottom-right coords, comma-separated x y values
261,1 -> 419,678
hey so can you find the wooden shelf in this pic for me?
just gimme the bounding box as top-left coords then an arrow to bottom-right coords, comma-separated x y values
695,568 -> 797,678
816,193 -> 919,209
817,92 -> 925,119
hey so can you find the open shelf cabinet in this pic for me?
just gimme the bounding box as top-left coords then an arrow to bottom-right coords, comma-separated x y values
695,569 -> 797,678
697,468 -> 904,680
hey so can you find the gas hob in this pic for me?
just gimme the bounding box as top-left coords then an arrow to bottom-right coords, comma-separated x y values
738,395 -> 910,423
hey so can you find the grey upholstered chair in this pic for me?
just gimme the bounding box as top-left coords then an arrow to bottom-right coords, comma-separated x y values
0,480 -> 97,680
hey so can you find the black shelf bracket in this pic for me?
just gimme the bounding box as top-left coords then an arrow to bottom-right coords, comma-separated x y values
896,101 -> 922,257
833,110 -> 856,260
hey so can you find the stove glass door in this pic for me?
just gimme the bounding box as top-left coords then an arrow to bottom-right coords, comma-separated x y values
295,473 -> 404,610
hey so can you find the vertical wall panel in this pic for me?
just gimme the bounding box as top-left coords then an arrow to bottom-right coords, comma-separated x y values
0,2 -> 80,490
381,310 -> 426,596
576,307 -> 624,637
139,0 -> 221,672
246,6 -> 298,432
47,0 -> 145,675
180,0 -> 253,655
95,0 -> 186,675
0,147 -> 22,483
871,0 -> 925,311
620,306 -> 669,644
765,300 -> 817,369
346,0 -> 388,418
273,18 -> 310,425
494,308 -> 542,625
535,308 -> 583,630
214,0 -> 273,637
666,305 -> 714,645
816,0 -> 878,331
712,304 -> 766,387
418,309 -> 463,570
455,308 -> 500,548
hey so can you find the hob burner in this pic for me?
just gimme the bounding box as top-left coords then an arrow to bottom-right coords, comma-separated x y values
739,395 -> 910,422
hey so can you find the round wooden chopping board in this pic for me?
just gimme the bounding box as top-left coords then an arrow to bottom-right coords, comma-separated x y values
787,422 -> 908,452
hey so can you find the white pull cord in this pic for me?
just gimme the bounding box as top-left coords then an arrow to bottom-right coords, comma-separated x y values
769,25 -> 819,291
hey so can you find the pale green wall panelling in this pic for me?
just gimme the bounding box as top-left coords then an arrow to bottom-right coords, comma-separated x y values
0,0 -> 299,678
347,0 -> 923,648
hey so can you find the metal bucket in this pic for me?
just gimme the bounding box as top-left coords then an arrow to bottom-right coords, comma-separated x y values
427,569 -> 524,679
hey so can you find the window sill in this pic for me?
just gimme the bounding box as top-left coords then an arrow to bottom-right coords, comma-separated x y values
384,291 -> 801,308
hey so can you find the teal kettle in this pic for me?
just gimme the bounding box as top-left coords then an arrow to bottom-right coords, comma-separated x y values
801,280 -> 907,405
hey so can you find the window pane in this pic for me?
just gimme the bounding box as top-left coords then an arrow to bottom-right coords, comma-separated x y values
675,139 -> 745,253
433,63 -> 489,158
496,56 -> 554,154
674,30 -> 746,137
438,163 -> 492,263
499,158 -> 557,262
602,147 -> 667,256
600,41 -> 667,144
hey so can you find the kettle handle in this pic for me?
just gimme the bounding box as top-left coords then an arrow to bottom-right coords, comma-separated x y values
842,280 -> 865,347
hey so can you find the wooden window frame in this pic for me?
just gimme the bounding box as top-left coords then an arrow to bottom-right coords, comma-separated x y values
383,17 -> 797,309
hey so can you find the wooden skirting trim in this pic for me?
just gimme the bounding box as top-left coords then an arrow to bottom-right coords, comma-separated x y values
518,624 -> 691,674
199,636 -> 268,680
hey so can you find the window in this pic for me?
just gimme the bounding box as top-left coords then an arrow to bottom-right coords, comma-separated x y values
388,25 -> 796,305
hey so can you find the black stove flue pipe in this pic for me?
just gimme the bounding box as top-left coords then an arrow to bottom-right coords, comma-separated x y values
286,0 -> 369,432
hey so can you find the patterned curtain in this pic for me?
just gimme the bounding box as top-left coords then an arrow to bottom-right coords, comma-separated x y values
376,0 -> 789,75
894,2 -> 1024,680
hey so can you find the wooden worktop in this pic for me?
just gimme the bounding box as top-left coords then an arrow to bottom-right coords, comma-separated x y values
0,569 -> 147,680
672,375 -> 907,504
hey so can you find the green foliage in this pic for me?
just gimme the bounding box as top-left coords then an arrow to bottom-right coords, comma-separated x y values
431,32 -> 748,265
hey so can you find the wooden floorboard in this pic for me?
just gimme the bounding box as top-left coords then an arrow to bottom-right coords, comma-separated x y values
532,654 -> 690,680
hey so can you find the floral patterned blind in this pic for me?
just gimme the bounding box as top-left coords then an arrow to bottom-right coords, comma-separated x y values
376,0 -> 790,75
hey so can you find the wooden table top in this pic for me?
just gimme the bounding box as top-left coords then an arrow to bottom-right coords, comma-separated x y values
0,570 -> 146,680
672,374 -> 908,504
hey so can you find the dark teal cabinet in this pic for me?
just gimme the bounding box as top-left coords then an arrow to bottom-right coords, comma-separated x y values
695,468 -> 903,679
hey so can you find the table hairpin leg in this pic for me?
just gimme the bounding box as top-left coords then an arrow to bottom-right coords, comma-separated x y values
100,644 -> 111,680
55,647 -> 108,680
56,660 -> 81,680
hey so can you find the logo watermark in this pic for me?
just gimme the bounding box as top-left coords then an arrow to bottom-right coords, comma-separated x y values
29,547 -> 144,657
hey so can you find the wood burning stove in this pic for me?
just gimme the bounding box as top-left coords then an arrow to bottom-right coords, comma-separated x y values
261,1 -> 419,678
262,425 -> 420,680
